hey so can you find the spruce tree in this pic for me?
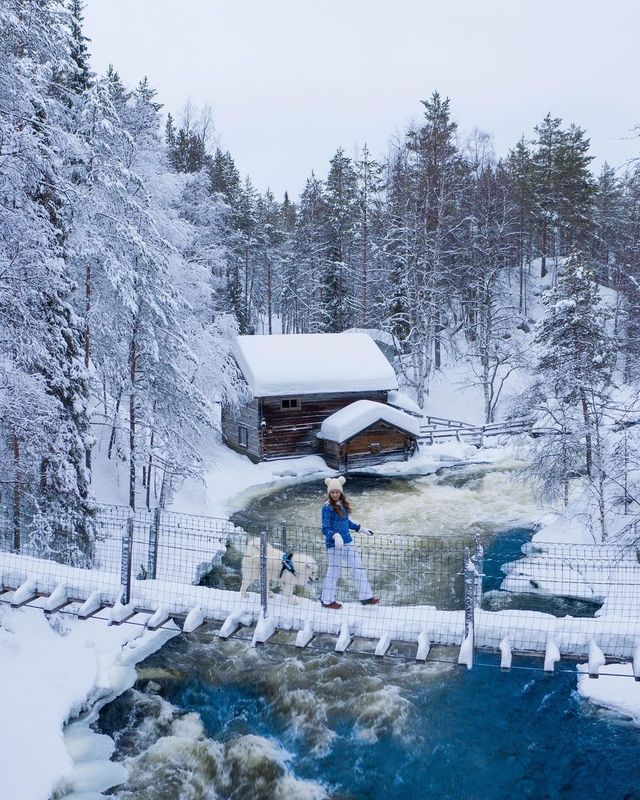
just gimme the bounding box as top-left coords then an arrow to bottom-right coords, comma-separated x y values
536,253 -> 612,478
324,148 -> 359,332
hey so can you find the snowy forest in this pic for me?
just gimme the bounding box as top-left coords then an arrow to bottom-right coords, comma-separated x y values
2,0 -> 640,563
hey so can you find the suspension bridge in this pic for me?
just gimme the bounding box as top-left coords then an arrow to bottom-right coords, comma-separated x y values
1,505 -> 639,679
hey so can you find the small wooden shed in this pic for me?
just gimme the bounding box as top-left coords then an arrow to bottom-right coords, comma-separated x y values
221,333 -> 401,463
317,400 -> 419,470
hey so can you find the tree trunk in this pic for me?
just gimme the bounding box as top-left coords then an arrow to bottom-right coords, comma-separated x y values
362,199 -> 368,327
145,429 -> 154,510
129,331 -> 137,511
580,390 -> 592,476
107,388 -> 122,460
84,261 -> 92,473
267,260 -> 272,334
541,221 -> 548,279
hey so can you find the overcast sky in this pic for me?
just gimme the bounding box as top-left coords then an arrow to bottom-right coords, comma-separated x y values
84,0 -> 639,200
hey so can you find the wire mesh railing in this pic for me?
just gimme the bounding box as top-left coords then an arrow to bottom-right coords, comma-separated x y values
1,504 -> 639,671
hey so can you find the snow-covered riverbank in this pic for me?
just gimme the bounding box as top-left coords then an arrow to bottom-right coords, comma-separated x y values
0,606 -> 177,798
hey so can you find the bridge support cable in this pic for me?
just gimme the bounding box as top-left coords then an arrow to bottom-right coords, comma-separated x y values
259,530 -> 268,620
147,508 -> 161,580
473,531 -> 484,609
633,643 -> 640,681
120,516 -> 133,607
460,547 -> 476,669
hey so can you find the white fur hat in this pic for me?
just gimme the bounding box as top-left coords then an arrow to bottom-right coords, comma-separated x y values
325,476 -> 346,495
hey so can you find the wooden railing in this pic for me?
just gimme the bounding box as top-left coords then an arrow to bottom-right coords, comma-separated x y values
418,416 -> 539,445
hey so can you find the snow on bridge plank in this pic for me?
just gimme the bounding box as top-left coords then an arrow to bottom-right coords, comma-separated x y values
1,549 -> 639,663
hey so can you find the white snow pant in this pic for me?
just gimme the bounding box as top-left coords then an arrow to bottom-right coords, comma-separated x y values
321,543 -> 373,604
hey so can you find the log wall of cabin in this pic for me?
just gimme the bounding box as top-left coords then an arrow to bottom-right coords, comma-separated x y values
321,421 -> 416,471
260,391 -> 388,459
221,399 -> 262,462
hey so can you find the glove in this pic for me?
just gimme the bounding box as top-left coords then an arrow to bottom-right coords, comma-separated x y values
359,527 -> 374,537
332,533 -> 344,549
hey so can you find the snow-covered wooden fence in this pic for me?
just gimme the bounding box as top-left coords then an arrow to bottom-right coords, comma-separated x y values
1,505 -> 640,677
417,416 -> 562,446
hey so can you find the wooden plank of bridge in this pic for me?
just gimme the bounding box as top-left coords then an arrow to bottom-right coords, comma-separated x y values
295,621 -> 314,648
42,583 -> 72,613
183,607 -> 205,633
544,638 -> 561,672
10,578 -> 38,608
77,591 -> 105,620
588,640 -> 606,678
252,612 -> 277,645
416,629 -> 431,662
109,602 -> 138,626
218,611 -> 243,639
146,606 -> 172,631
335,623 -> 352,653
374,632 -> 393,657
499,637 -> 512,670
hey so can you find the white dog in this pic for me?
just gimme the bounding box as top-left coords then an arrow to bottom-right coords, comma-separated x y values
240,538 -> 319,602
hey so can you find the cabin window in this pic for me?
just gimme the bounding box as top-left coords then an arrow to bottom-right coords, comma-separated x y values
280,397 -> 300,411
369,442 -> 381,454
238,425 -> 248,448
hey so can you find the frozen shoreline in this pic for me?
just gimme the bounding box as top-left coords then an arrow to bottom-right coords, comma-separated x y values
0,604 -> 178,799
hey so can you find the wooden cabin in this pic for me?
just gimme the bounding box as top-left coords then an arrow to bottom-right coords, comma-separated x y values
318,400 -> 419,470
221,333 -> 419,465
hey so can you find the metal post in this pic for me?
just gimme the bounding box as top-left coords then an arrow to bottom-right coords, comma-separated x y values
121,516 -> 133,606
280,520 -> 287,554
259,530 -> 268,619
473,531 -> 484,609
147,507 -> 161,579
463,546 -> 475,644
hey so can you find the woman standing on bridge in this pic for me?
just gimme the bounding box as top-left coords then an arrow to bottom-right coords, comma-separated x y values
320,476 -> 379,610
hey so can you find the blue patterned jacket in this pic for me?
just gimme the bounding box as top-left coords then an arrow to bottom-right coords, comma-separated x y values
321,501 -> 360,549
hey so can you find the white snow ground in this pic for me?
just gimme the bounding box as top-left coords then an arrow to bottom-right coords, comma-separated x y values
3,430 -> 640,798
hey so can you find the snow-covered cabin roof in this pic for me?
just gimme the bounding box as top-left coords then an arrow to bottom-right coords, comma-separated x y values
387,390 -> 422,416
234,333 -> 398,397
318,400 -> 420,443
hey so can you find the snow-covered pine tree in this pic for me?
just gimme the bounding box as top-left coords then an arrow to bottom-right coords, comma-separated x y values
323,148 -> 359,332
591,163 -> 626,289
354,144 -> 383,328
534,253 -> 614,537
403,91 -> 469,398
277,192 -> 300,333
505,137 -> 536,314
379,147 -> 414,349
462,145 -> 521,422
292,174 -> 329,332
531,114 -> 595,279
254,189 -> 284,334
0,0 -> 95,563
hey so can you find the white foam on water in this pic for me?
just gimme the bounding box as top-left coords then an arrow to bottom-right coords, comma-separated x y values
170,711 -> 206,740
350,683 -> 412,743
